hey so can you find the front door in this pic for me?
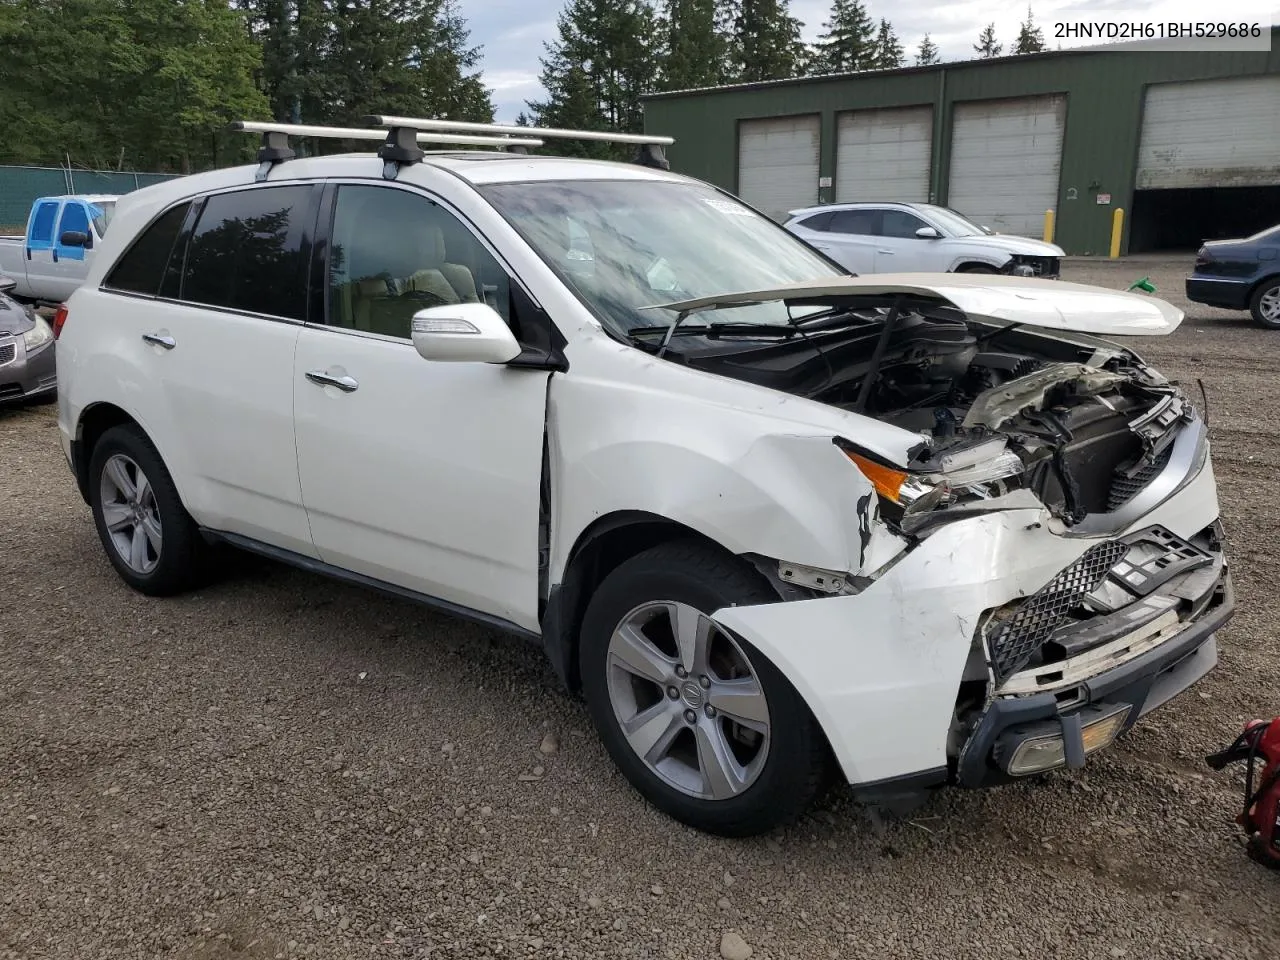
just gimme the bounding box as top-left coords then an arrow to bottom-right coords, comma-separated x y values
872,208 -> 936,273
292,182 -> 551,631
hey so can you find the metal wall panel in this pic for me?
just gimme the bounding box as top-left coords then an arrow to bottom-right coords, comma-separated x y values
835,106 -> 933,202
1137,75 -> 1280,189
736,115 -> 820,221
947,94 -> 1067,238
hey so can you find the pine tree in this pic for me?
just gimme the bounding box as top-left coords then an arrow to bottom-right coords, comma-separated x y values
915,33 -> 939,65
973,22 -> 1002,58
729,0 -> 807,82
660,0 -> 730,90
868,18 -> 903,68
527,0 -> 659,157
1013,6 -> 1046,53
810,0 -> 873,74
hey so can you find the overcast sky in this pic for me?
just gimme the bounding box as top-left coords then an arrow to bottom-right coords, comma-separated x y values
470,0 -> 1276,120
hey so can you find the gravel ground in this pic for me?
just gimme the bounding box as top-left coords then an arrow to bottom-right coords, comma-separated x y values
3,259 -> 1279,960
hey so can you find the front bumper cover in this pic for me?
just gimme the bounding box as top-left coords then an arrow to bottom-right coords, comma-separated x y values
0,337 -> 56,404
958,568 -> 1232,788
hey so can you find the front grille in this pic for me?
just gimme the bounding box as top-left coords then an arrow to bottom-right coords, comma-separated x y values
987,540 -> 1132,680
0,340 -> 14,366
1107,445 -> 1173,511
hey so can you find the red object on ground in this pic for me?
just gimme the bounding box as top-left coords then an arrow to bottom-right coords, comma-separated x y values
1207,718 -> 1280,868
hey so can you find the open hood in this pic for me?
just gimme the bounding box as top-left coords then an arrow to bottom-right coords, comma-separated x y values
652,273 -> 1184,337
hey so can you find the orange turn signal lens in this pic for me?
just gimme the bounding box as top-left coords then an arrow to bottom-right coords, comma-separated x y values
842,450 -> 909,504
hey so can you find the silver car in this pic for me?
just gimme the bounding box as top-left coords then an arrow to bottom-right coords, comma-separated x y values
0,275 -> 56,405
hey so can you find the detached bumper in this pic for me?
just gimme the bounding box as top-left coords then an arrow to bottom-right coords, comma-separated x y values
0,338 -> 56,404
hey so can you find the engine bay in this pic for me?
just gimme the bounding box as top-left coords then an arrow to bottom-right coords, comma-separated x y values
655,298 -> 1193,526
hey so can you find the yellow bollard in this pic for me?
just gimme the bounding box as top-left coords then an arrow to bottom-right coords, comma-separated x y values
1043,209 -> 1055,244
1109,208 -> 1124,259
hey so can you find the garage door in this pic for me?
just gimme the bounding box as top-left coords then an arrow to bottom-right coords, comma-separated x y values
737,115 -> 820,221
947,94 -> 1066,237
836,106 -> 933,202
1137,75 -> 1280,190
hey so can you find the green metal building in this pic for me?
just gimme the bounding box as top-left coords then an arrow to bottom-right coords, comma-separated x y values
642,32 -> 1280,255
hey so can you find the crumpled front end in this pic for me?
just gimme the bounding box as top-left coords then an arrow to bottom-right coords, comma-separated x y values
709,429 -> 1230,798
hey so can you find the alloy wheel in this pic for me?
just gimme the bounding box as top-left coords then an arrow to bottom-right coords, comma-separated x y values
99,453 -> 163,575
605,600 -> 771,800
1260,286 -> 1280,324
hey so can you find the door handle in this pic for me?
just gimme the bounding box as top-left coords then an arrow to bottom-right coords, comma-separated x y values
306,369 -> 359,393
52,249 -> 58,263
141,332 -> 176,349
877,249 -> 894,255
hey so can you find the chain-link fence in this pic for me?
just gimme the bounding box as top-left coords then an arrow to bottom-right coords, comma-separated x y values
0,165 -> 179,230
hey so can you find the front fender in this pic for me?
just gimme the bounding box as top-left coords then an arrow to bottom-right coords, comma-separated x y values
549,398 -> 907,584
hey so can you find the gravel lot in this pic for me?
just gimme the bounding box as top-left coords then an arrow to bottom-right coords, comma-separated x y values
3,259 -> 1279,960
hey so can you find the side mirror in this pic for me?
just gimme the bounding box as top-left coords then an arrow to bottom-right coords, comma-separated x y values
915,226 -> 941,240
411,302 -> 522,364
60,230 -> 89,247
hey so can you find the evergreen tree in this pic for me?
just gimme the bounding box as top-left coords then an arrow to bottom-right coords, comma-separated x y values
915,32 -> 939,65
810,0 -> 873,74
729,0 -> 807,82
527,0 -> 658,158
973,22 -> 1002,58
868,17 -> 903,68
0,0 -> 269,171
1013,6 -> 1046,53
659,0 -> 729,90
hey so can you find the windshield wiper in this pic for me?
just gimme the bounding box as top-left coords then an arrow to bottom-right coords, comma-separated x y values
630,321 -> 799,338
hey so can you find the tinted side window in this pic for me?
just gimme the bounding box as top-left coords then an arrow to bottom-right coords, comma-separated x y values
104,201 -> 191,296
828,210 -> 879,236
29,202 -> 59,246
58,202 -> 90,238
327,185 -> 510,340
881,210 -> 929,239
797,212 -> 833,232
182,186 -> 312,319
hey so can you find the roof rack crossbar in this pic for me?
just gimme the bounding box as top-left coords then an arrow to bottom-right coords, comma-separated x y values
231,121 -> 543,148
363,115 -> 674,147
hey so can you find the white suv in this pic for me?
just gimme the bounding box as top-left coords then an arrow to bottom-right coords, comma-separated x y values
55,119 -> 1233,837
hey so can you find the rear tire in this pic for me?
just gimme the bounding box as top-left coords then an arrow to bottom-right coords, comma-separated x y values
1249,277 -> 1280,329
579,540 -> 828,837
88,424 -> 207,596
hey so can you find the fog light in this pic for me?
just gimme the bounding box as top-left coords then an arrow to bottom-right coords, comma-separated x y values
1005,706 -> 1133,776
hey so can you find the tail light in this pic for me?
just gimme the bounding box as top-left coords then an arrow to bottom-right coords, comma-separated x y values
1194,246 -> 1211,269
52,303 -> 68,339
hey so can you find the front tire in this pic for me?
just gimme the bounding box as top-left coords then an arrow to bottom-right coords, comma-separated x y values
579,540 -> 828,837
1249,277 -> 1280,329
956,262 -> 999,275
88,424 -> 206,596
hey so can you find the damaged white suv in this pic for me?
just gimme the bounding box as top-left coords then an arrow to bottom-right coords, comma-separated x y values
56,119 -> 1233,837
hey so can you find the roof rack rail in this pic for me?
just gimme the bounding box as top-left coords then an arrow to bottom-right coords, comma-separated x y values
363,115 -> 674,172
228,121 -> 545,181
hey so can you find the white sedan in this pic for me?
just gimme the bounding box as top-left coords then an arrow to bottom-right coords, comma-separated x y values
785,201 -> 1065,278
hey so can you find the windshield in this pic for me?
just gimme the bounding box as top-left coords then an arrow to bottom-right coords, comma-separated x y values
917,204 -> 986,238
88,201 -> 115,236
479,180 -> 845,334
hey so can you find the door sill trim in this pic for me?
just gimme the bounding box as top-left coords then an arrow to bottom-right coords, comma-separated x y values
199,528 -> 544,644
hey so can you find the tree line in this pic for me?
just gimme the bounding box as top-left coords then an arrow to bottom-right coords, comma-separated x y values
0,0 -> 492,173
526,0 -> 1049,156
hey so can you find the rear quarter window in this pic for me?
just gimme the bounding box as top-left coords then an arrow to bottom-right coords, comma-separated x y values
103,202 -> 192,296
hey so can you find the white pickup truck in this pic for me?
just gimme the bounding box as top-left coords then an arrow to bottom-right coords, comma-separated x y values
0,194 -> 118,304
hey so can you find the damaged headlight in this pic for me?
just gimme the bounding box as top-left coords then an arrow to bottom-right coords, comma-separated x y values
841,437 -> 1025,520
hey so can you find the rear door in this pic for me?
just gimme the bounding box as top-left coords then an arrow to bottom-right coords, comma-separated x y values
819,209 -> 882,273
99,183 -> 319,556
24,200 -> 61,295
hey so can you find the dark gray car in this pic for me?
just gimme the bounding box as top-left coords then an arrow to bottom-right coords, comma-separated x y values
0,274 -> 56,405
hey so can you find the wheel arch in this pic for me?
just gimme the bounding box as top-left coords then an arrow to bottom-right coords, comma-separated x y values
73,402 -> 190,511
540,510 -> 781,693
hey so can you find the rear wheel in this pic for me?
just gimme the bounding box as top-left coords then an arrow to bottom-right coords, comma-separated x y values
1249,278 -> 1280,329
579,540 -> 828,836
88,424 -> 207,595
